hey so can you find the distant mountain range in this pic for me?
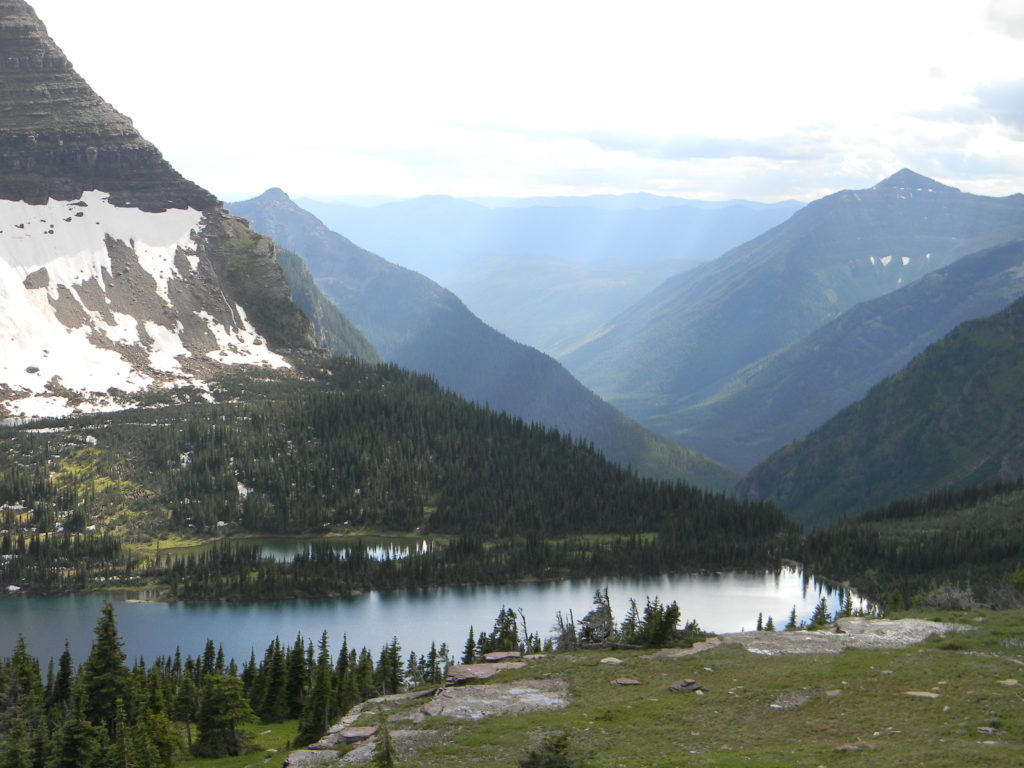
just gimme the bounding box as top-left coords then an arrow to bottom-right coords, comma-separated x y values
229,190 -> 738,489
296,194 -> 801,354
563,170 -> 1024,468
738,294 -> 1024,526
669,238 -> 1024,470
464,192 -> 805,211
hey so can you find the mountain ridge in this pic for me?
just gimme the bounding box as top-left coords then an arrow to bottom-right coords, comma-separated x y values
0,0 -> 216,211
563,170 -> 1024,450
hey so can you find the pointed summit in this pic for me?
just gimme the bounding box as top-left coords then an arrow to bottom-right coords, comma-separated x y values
873,169 -> 959,193
256,188 -> 293,203
0,0 -> 217,211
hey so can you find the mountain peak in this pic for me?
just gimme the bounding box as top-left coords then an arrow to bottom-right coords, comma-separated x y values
872,169 -> 959,194
0,0 -> 217,211
257,187 -> 293,203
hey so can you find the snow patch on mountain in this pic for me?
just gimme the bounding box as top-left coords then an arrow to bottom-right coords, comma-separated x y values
0,191 -> 289,419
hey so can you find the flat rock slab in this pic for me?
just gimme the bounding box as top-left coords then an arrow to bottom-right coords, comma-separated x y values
422,678 -> 569,720
903,691 -> 941,699
483,651 -> 522,662
338,726 -> 378,743
612,678 -> 642,686
721,618 -> 971,656
283,748 -> 350,766
446,662 -> 525,684
599,657 -> 623,664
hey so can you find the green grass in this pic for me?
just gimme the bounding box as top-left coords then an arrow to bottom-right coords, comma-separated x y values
356,610 -> 1024,767
174,720 -> 298,768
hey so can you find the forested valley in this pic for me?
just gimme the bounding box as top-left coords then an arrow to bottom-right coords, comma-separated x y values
2,354 -> 1022,608
0,355 -> 798,600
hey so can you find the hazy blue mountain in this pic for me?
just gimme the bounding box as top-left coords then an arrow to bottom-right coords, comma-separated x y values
229,189 -> 739,490
665,238 -> 1024,470
296,194 -> 800,280
294,194 -> 801,353
563,170 -> 1024,448
465,192 -> 805,211
737,294 -> 1024,526
444,255 -> 698,356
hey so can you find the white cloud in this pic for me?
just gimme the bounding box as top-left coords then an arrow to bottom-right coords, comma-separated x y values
28,0 -> 1024,201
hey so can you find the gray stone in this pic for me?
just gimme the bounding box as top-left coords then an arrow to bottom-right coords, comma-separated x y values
668,680 -> 706,693
482,650 -> 522,662
445,662 -> 525,684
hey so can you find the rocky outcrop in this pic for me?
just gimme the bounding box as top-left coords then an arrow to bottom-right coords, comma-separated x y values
0,0 -> 217,211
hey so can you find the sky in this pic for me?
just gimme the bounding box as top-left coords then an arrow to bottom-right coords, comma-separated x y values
27,0 -> 1024,203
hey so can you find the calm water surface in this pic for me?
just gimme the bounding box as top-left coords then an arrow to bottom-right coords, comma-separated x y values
0,569 -> 856,665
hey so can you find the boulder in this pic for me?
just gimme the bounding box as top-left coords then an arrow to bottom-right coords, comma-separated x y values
482,650 -> 522,662
668,680 -> 706,693
445,662 -> 525,684
337,726 -> 378,743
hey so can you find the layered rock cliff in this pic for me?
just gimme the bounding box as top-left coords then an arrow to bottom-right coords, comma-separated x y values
0,0 -> 317,418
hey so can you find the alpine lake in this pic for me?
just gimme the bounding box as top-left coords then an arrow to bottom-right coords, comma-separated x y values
0,536 -> 858,665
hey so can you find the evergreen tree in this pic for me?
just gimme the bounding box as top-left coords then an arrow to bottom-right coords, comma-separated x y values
284,634 -> 308,719
192,674 -> 255,757
371,708 -> 397,767
47,643 -> 73,710
295,632 -> 335,747
80,602 -> 130,735
1,716 -> 31,768
578,588 -> 615,645
48,683 -> 104,768
255,640 -> 287,722
809,597 -> 831,628
784,606 -> 799,631
620,599 -> 640,645
461,627 -> 476,665
172,672 -> 198,750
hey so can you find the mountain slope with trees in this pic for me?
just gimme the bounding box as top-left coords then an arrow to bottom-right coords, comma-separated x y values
274,247 -> 378,362
738,295 -> 1024,526
667,238 -> 1024,470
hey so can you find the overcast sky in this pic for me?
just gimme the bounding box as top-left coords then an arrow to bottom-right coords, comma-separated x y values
28,0 -> 1024,202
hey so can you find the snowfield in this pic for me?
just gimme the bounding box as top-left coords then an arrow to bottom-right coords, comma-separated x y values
0,191 -> 288,419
